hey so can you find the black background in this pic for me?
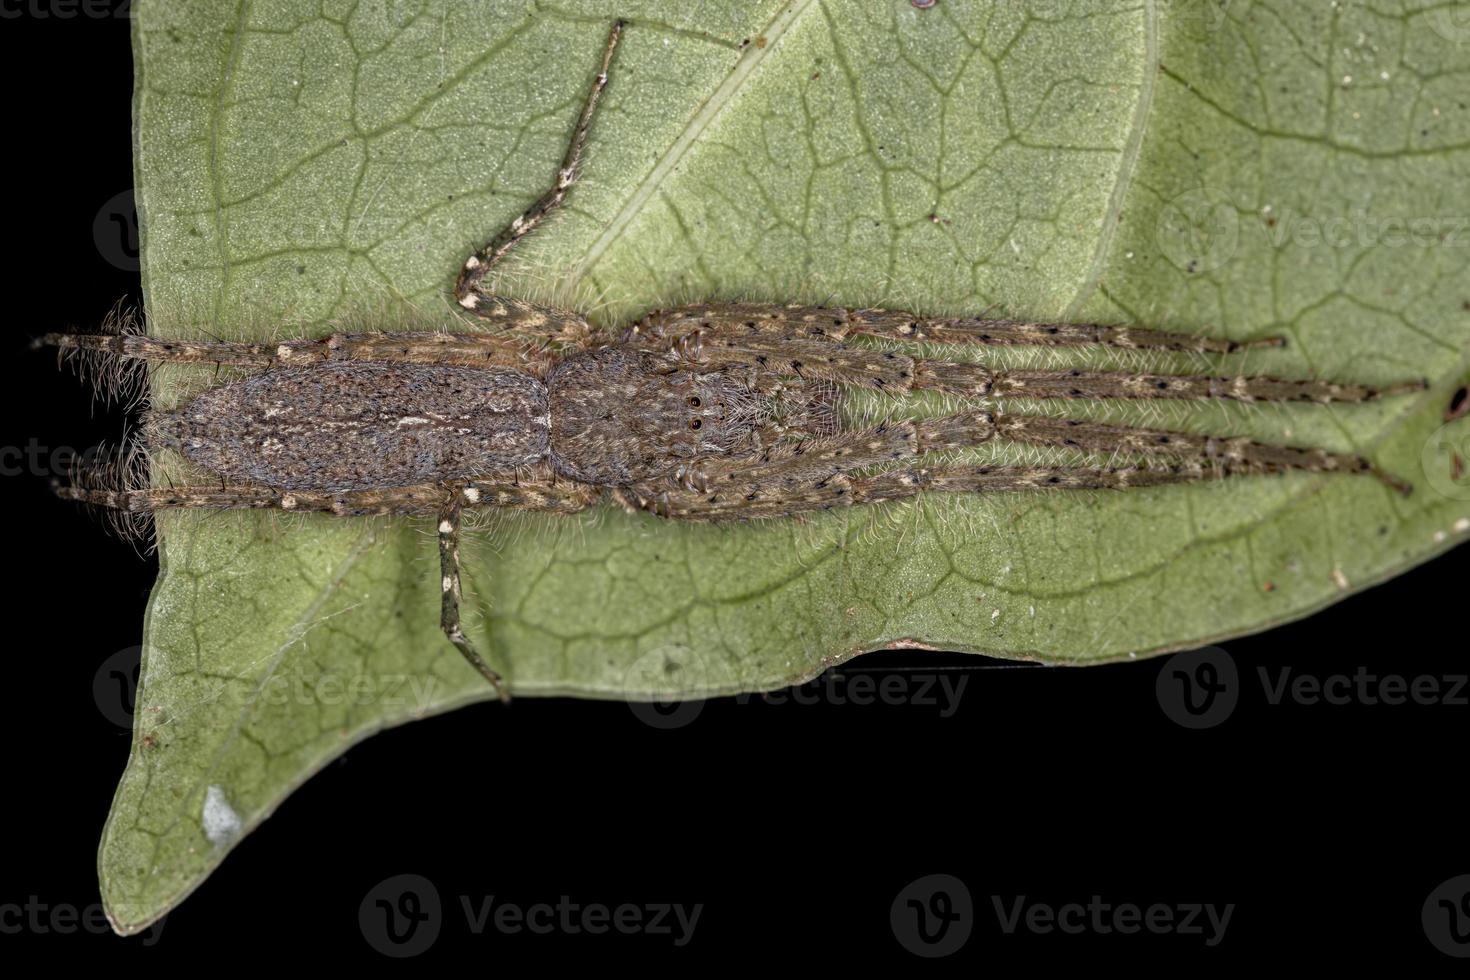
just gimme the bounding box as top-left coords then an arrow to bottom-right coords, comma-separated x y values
2,4 -> 1465,967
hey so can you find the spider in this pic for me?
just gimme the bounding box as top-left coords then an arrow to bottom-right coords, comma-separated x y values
40,21 -> 1424,699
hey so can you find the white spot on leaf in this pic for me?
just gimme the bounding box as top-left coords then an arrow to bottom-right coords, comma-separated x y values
203,785 -> 242,847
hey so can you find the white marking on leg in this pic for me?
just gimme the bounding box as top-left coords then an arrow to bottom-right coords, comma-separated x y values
442,575 -> 454,593
438,519 -> 454,534
462,487 -> 481,503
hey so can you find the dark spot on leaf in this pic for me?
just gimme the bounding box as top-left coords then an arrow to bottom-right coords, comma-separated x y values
1446,385 -> 1469,423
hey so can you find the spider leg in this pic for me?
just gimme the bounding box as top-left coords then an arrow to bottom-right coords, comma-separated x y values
454,20 -> 624,308
438,495 -> 510,701
990,412 -> 1406,492
54,481 -> 451,515
36,329 -> 559,375
58,472 -> 599,695
621,403 -> 1406,519
636,302 -> 1284,354
452,296 -> 598,351
841,307 -> 1285,353
55,472 -> 601,517
632,320 -> 1425,404
923,362 -> 1427,404
623,461 -> 1230,521
437,474 -> 599,697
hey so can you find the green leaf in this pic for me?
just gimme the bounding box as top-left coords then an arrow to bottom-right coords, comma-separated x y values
104,0 -> 1470,933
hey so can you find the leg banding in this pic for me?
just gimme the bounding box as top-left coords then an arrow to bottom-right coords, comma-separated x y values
453,20 -> 624,305
53,473 -> 601,518
438,495 -> 511,702
35,329 -> 560,374
450,295 -> 596,350
842,308 -> 1285,354
619,400 -> 1409,520
623,462 -> 1225,520
911,359 -> 1425,403
633,302 -> 1285,353
985,369 -> 1427,404
53,481 -> 453,516
990,412 -> 1407,493
637,310 -> 1426,405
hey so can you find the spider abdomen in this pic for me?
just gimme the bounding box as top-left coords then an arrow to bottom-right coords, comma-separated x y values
152,362 -> 549,491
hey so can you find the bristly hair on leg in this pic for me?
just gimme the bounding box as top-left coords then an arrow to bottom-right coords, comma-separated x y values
55,429 -> 158,553
39,302 -> 152,411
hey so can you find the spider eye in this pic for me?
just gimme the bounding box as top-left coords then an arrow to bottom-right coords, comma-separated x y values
689,419 -> 702,431
687,396 -> 702,407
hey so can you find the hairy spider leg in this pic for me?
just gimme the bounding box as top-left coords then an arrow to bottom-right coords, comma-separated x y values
454,20 -> 625,319
53,481 -> 451,516
625,456 -> 1238,521
636,303 -> 1287,354
438,495 -> 510,701
989,412 -> 1405,492
633,404 -> 1399,518
35,329 -> 559,375
620,413 -> 1326,520
640,323 -> 1425,404
54,474 -> 599,518
933,364 -> 1427,404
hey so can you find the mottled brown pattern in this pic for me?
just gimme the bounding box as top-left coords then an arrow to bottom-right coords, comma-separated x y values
152,363 -> 548,491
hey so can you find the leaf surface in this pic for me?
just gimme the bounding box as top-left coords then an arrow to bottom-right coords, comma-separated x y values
102,0 -> 1470,933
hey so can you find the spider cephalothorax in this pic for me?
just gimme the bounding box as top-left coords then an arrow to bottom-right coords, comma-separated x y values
40,20 -> 1426,700
546,346 -> 785,486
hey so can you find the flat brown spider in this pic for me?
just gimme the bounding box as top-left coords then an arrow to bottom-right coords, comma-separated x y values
40,21 -> 1424,699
